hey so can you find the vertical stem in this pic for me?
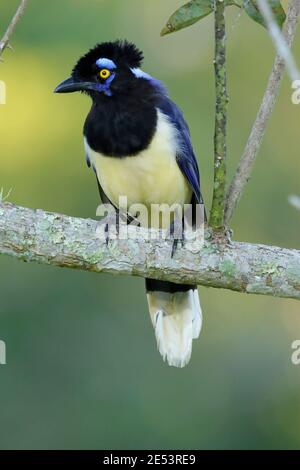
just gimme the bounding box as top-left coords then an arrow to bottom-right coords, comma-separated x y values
209,0 -> 228,230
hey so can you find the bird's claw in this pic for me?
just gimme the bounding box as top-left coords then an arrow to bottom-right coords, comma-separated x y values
99,210 -> 119,246
102,210 -> 136,246
168,218 -> 185,258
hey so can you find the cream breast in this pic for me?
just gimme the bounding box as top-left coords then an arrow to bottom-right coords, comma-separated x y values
85,110 -> 192,227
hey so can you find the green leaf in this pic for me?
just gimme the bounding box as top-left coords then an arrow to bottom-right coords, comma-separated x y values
243,0 -> 286,29
160,0 -> 214,36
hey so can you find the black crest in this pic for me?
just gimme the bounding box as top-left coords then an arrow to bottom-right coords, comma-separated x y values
72,40 -> 144,80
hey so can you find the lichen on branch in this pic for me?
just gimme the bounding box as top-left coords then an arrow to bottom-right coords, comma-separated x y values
1,202 -> 300,301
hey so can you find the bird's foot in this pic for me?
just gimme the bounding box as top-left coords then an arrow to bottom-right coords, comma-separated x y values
95,208 -> 119,246
97,208 -> 143,246
168,218 -> 185,258
104,209 -> 121,246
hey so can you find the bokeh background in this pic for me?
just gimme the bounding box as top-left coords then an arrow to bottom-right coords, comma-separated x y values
0,0 -> 300,450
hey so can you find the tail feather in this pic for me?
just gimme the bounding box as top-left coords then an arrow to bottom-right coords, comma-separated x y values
146,280 -> 202,368
192,288 -> 202,339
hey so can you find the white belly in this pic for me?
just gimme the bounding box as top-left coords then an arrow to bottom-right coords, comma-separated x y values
85,110 -> 191,227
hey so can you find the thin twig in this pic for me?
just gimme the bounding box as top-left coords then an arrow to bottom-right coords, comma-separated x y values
209,0 -> 228,230
0,187 -> 12,203
257,0 -> 300,82
225,0 -> 300,225
0,0 -> 29,58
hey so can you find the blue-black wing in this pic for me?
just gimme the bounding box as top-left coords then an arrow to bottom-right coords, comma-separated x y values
156,94 -> 203,205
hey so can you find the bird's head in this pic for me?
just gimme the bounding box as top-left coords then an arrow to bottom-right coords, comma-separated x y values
54,40 -> 144,98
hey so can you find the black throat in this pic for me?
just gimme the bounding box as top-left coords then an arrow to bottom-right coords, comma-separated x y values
83,80 -> 158,157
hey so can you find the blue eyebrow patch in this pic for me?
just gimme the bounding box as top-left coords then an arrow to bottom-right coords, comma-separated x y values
96,58 -> 117,70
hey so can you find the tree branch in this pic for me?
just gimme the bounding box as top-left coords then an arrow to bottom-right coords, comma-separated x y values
209,0 -> 228,230
0,0 -> 29,58
257,0 -> 300,82
224,0 -> 300,225
1,202 -> 300,300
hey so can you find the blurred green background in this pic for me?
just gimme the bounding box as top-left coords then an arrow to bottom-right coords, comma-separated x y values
0,0 -> 300,450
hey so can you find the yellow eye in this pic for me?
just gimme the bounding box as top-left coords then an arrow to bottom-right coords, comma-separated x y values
99,69 -> 111,79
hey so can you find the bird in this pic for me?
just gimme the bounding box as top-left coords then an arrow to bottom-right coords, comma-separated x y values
55,40 -> 205,367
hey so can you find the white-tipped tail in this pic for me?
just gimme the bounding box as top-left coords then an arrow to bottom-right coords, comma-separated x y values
147,288 -> 202,368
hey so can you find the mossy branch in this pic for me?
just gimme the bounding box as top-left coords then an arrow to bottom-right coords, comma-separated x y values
1,202 -> 300,301
209,0 -> 228,230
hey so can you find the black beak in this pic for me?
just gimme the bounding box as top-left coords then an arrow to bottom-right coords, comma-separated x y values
54,77 -> 96,94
